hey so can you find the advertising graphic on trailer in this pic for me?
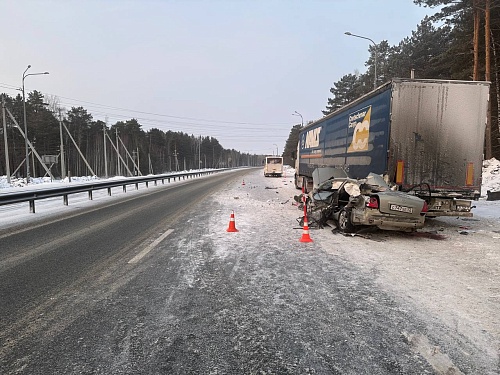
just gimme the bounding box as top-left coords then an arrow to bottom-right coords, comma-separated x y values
347,106 -> 371,153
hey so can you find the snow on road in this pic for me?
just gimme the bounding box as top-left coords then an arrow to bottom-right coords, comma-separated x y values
1,161 -> 500,373
206,165 -> 500,373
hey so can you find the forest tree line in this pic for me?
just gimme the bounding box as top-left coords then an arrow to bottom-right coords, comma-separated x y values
3,1 -> 499,178
1,91 -> 260,179
282,0 -> 500,165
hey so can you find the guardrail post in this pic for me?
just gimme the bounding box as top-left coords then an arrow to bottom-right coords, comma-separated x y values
0,169 -> 229,213
135,183 -> 139,190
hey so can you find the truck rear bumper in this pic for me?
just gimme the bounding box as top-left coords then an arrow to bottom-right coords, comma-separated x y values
426,211 -> 473,217
426,198 -> 473,217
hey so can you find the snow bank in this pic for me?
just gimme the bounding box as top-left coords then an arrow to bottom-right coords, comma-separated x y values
481,158 -> 500,196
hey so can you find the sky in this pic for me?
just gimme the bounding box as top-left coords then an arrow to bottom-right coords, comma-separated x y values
0,0 -> 440,155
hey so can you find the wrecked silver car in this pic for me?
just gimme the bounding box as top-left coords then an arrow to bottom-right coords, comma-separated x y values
299,168 -> 428,232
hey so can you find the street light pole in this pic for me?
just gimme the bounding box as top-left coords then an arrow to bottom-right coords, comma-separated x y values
2,94 -> 10,184
344,32 -> 377,90
22,65 -> 49,184
292,111 -> 304,127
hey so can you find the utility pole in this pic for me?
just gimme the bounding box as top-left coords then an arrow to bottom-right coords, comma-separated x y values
136,147 -> 140,175
31,138 -> 36,179
103,118 -> 108,178
132,150 -> 137,175
115,127 -> 120,176
173,146 -> 179,171
2,94 -> 11,184
58,109 -> 66,179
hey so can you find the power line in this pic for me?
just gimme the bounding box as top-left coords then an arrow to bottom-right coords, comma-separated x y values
0,83 -> 20,92
0,81 -> 294,150
0,82 -> 293,126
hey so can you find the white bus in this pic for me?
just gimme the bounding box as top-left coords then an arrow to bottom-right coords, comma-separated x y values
264,156 -> 283,177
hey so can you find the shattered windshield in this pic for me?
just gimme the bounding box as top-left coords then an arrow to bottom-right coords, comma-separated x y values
312,167 -> 348,189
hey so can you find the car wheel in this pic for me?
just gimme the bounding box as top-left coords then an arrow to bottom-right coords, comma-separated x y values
338,208 -> 355,233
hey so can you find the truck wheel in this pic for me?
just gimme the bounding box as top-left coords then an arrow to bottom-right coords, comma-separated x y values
294,174 -> 301,189
338,208 -> 355,233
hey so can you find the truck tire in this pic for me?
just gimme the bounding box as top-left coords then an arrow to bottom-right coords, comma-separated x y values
338,208 -> 355,233
294,174 -> 301,189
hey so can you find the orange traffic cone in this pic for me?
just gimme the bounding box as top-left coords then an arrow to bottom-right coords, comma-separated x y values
299,215 -> 313,242
227,210 -> 239,232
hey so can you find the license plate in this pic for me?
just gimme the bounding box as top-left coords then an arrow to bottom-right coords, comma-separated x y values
390,204 -> 413,214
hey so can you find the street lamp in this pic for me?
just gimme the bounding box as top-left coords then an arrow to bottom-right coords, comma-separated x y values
22,65 -> 49,184
344,32 -> 378,90
292,111 -> 304,127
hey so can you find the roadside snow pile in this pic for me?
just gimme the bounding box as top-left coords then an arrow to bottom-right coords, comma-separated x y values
0,178 -> 7,189
0,175 -> 99,190
481,158 -> 500,196
0,170 -> 205,190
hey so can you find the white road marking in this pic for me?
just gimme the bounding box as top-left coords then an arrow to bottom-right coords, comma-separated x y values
128,229 -> 174,264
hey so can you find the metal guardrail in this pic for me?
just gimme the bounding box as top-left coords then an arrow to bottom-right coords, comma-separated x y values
0,169 -> 227,213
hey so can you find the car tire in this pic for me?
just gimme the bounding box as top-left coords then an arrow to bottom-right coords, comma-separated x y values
338,208 -> 355,233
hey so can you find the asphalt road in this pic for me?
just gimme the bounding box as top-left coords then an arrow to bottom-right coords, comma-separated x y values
0,170 -> 249,374
1,168 -> 493,374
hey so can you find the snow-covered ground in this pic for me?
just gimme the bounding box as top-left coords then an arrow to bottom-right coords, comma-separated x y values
482,158 -> 500,193
1,162 -> 499,372
1,159 -> 500,228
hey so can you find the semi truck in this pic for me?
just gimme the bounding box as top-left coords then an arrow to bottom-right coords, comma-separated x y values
295,78 -> 490,217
